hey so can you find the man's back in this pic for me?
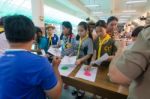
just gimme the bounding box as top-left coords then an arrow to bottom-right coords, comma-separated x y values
115,26 -> 150,99
0,50 -> 57,99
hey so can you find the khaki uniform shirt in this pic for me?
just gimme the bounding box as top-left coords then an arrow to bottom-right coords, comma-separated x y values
116,27 -> 150,99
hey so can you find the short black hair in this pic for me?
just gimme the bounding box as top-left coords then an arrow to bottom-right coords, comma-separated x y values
62,21 -> 72,34
131,26 -> 144,37
95,20 -> 107,28
4,15 -> 35,43
35,26 -> 42,34
107,16 -> 118,24
88,21 -> 95,26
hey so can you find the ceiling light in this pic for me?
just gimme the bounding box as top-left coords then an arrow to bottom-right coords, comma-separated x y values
123,10 -> 136,13
120,15 -> 131,18
126,0 -> 147,4
85,5 -> 100,7
92,12 -> 103,14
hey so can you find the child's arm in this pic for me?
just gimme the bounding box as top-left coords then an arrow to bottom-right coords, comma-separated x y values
76,54 -> 92,65
91,50 -> 96,62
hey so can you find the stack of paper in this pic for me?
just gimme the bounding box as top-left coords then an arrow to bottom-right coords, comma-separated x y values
91,53 -> 109,66
60,56 -> 77,65
58,56 -> 77,76
75,65 -> 98,82
48,47 -> 61,57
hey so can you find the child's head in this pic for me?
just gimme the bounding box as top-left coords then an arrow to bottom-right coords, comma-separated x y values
46,25 -> 55,36
131,26 -> 144,41
88,21 -> 95,33
107,16 -> 118,34
78,21 -> 89,38
35,26 -> 42,43
95,20 -> 107,37
62,21 -> 72,35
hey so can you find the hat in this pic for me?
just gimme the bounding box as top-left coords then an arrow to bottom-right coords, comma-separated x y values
46,24 -> 55,30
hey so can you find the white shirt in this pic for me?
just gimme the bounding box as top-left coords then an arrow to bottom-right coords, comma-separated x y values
0,32 -> 9,53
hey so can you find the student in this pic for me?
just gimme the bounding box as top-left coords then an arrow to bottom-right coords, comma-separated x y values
34,26 -> 47,52
0,15 -> 62,99
60,21 -> 76,57
0,17 -> 9,53
76,22 -> 93,42
107,16 -> 118,38
88,21 -> 97,40
108,25 -> 150,99
85,20 -> 117,70
75,21 -> 93,65
46,25 -> 59,48
72,21 -> 93,99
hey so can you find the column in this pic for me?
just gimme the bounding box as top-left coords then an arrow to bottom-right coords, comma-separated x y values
31,0 -> 45,34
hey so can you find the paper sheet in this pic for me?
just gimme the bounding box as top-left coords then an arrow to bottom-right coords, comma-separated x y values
41,49 -> 46,56
60,56 -> 77,65
75,65 -> 98,82
48,47 -> 61,57
58,64 -> 77,76
91,53 -> 109,65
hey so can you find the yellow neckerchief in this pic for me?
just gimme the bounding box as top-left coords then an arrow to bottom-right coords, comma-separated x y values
97,34 -> 110,59
0,27 -> 4,33
49,34 -> 53,45
77,34 -> 88,58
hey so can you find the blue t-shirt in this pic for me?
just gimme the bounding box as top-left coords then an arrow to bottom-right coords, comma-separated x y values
0,50 -> 57,99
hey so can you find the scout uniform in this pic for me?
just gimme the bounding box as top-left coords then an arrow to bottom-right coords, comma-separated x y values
94,34 -> 117,66
76,36 -> 93,65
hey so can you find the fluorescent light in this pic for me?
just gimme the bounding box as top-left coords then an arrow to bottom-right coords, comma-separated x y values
123,10 -> 136,13
92,12 -> 103,14
126,0 -> 147,4
120,15 -> 131,18
85,5 -> 100,7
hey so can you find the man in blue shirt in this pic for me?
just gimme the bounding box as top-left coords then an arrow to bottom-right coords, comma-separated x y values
0,15 -> 62,99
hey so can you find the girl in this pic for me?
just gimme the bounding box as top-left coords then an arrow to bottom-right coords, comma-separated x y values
60,21 -> 76,57
75,21 -> 93,66
73,21 -> 94,98
86,20 -> 117,70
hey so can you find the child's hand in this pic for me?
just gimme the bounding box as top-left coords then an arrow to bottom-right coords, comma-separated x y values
75,59 -> 82,66
52,56 -> 61,67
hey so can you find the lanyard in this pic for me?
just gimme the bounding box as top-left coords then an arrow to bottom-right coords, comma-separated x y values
97,34 -> 110,59
77,35 -> 88,58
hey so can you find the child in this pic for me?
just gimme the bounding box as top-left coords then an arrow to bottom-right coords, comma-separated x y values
75,21 -> 93,65
72,21 -> 93,98
85,20 -> 117,70
46,25 -> 59,50
60,21 -> 76,57
33,27 -> 47,54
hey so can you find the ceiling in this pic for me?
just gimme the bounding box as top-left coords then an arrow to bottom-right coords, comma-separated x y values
0,0 -> 150,24
47,0 -> 150,23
